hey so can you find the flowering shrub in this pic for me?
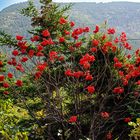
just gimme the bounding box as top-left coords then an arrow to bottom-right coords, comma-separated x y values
0,0 -> 140,139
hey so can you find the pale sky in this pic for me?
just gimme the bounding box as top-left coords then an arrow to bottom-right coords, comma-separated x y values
0,0 -> 27,11
0,0 -> 140,11
53,0 -> 140,2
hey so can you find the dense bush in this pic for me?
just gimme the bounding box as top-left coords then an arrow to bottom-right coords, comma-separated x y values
0,0 -> 140,139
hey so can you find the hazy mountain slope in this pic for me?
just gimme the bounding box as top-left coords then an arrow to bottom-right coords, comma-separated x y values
0,1 -> 140,48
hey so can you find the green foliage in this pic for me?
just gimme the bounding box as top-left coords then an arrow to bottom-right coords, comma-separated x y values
0,30 -> 17,47
20,0 -> 38,17
129,118 -> 140,140
0,99 -> 30,140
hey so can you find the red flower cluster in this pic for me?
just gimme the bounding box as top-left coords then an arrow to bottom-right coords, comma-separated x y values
68,116 -> 77,123
93,25 -> 99,33
59,17 -> 67,25
124,117 -> 131,123
92,39 -> 99,46
42,29 -> 50,37
31,35 -> 40,42
59,37 -> 65,43
16,80 -> 23,87
79,53 -> 95,69
16,35 -> 24,41
0,75 -> 5,81
12,50 -> 19,56
113,87 -> 124,94
101,112 -> 109,119
37,63 -> 47,71
7,73 -> 13,78
107,28 -> 116,34
49,51 -> 58,62
86,85 -> 95,94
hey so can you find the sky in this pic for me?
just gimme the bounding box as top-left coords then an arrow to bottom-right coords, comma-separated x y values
0,0 -> 27,11
0,0 -> 140,11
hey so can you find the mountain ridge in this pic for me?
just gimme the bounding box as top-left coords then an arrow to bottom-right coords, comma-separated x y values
0,1 -> 140,49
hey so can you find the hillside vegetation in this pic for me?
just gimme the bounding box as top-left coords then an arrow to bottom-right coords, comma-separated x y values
0,1 -> 140,42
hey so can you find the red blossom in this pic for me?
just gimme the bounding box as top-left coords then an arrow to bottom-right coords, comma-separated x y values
48,38 -> 54,45
11,58 -> 17,66
0,75 -> 5,81
120,32 -> 127,42
59,17 -> 67,25
114,37 -> 119,43
136,80 -> 140,85
3,82 -> 10,88
65,69 -> 73,77
0,61 -> 3,67
111,45 -> 117,52
93,25 -> 99,33
37,45 -> 43,51
102,34 -> 106,40
16,35 -> 24,41
21,57 -> 28,62
85,74 -> 93,81
83,62 -> 91,69
75,41 -> 82,48
12,50 -> 19,56
124,117 -> 131,123
126,54 -> 131,59
35,71 -> 42,80
113,87 -> 124,94
70,21 -> 75,27
69,46 -> 75,52
16,65 -> 24,72
7,73 -> 13,78
36,52 -> 44,57
68,116 -> 77,123
28,50 -> 35,58
37,63 -> 47,71
41,39 -> 49,46
135,48 -> 140,56
16,80 -> 23,87
72,28 -> 83,38
59,37 -> 65,43
3,91 -> 9,95
90,47 -> 97,53
86,85 -> 95,94
79,54 -> 95,69
73,71 -> 84,78
114,62 -> 122,69
118,71 -> 124,77
107,28 -> 116,34
20,49 -> 26,54
123,42 -> 132,50
58,56 -> 65,61
106,132 -> 112,140
49,51 -> 58,61
92,39 -> 99,46
31,35 -> 40,42
83,26 -> 90,32
64,30 -> 70,35
101,112 -> 109,119
42,29 -> 50,37
122,78 -> 128,86
17,41 -> 28,50
136,57 -> 140,64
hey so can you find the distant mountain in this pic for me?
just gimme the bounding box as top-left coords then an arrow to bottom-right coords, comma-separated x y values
0,1 -> 140,49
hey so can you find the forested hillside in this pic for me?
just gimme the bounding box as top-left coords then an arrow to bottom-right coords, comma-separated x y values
0,1 -> 140,48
